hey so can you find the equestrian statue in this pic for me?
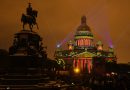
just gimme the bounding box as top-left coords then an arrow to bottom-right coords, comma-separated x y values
21,3 -> 39,31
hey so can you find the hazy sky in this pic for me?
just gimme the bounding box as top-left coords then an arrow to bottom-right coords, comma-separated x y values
0,0 -> 130,63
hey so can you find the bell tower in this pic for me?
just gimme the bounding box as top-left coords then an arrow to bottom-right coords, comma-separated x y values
68,40 -> 74,50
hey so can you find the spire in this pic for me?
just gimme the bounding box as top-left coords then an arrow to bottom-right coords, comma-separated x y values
76,15 -> 91,31
81,16 -> 87,24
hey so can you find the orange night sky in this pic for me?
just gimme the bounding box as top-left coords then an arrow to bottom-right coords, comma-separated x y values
0,0 -> 130,63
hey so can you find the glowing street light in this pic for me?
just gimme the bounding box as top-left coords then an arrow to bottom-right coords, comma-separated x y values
74,68 -> 80,74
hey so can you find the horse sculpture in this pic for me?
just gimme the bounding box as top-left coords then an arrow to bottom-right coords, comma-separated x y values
21,9 -> 39,31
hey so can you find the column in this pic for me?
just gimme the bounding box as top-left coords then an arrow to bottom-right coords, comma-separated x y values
77,40 -> 80,46
84,59 -> 87,70
73,59 -> 76,68
85,39 -> 88,46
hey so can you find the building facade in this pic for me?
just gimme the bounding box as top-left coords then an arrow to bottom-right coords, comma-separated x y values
54,16 -> 117,74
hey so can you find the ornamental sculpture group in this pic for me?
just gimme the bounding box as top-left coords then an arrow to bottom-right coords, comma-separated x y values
21,3 -> 39,31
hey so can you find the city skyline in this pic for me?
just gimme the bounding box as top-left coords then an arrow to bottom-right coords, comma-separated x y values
0,0 -> 130,63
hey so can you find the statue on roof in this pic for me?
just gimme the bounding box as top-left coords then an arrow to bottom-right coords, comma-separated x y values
21,3 -> 39,31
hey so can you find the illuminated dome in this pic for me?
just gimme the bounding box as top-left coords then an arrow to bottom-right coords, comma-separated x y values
75,16 -> 93,38
74,16 -> 94,47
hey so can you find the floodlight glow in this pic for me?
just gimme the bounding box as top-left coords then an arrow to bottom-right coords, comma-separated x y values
57,44 -> 60,48
109,45 -> 114,48
74,68 -> 80,74
58,31 -> 75,47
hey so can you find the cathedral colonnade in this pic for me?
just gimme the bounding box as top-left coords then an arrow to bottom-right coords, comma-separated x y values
73,57 -> 92,73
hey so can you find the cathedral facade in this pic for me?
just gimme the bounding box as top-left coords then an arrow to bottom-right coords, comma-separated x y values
54,16 -> 117,74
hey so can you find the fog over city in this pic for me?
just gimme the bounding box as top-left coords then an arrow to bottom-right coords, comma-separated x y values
0,0 -> 130,63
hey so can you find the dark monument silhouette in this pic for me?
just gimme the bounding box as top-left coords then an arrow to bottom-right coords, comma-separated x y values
0,3 -> 79,89
21,3 -> 39,31
9,3 -> 46,59
0,3 -> 57,89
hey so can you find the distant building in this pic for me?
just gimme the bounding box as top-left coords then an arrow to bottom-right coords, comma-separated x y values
54,16 -> 117,74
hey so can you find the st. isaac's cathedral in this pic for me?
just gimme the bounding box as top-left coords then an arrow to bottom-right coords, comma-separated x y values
54,16 -> 117,74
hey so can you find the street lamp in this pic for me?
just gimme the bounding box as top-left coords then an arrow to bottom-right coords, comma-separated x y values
74,68 -> 80,74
